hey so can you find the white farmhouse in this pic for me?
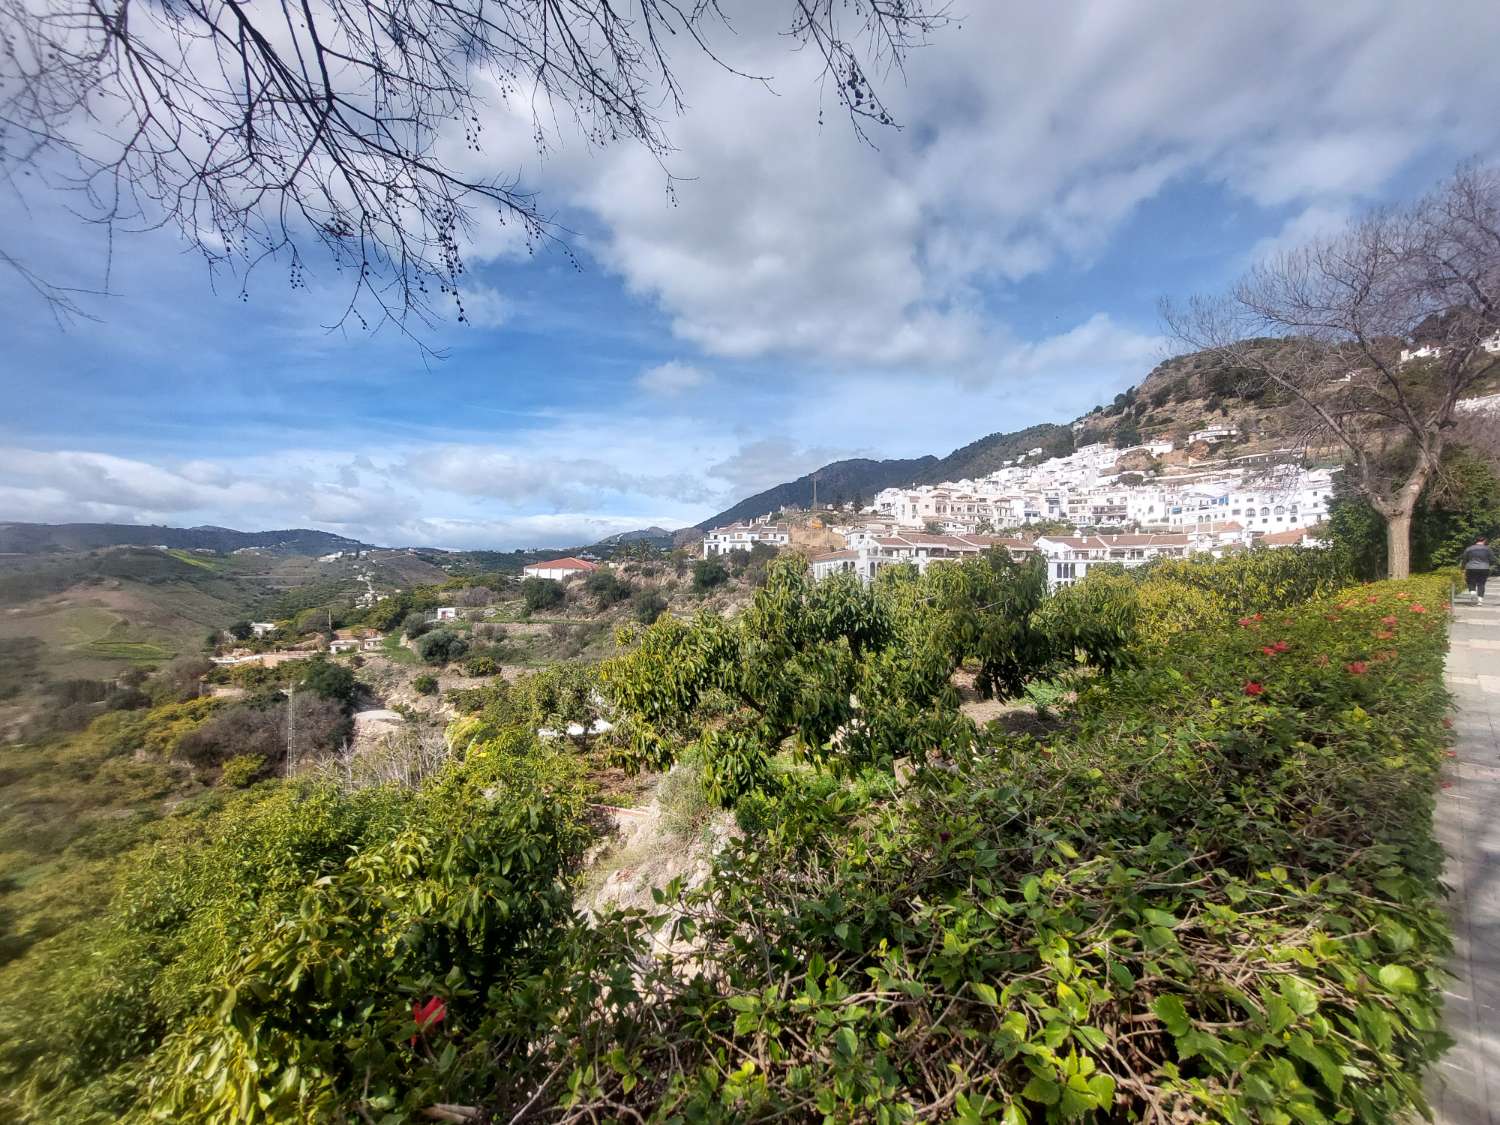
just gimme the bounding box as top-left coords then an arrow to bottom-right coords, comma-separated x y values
522,557 -> 601,581
433,606 -> 460,621
249,621 -> 278,638
701,522 -> 791,558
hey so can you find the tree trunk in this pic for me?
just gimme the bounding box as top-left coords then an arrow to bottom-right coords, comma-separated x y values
1385,510 -> 1413,580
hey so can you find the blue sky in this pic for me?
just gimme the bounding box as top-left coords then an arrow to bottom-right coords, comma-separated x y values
3,1 -> 1499,548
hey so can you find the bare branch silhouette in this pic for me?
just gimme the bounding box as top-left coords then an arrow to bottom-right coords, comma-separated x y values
0,0 -> 950,339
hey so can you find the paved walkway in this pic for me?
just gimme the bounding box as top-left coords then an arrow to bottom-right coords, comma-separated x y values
1431,594 -> 1500,1124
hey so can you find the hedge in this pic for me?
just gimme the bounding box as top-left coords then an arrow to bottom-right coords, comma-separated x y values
545,576 -> 1454,1122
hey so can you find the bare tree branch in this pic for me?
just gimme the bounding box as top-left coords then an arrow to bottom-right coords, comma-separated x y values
1163,162 -> 1500,577
0,0 -> 951,340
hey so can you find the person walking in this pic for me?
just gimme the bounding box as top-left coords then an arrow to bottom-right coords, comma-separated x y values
1460,537 -> 1494,604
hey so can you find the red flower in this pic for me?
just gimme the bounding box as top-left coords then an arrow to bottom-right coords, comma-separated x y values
1395,591 -> 1411,600
1261,645 -> 1278,656
411,997 -> 446,1046
1272,640 -> 1290,653
1380,615 -> 1398,626
1367,596 -> 1380,604
1243,681 -> 1265,696
1346,661 -> 1368,675
1410,604 -> 1427,614
1237,615 -> 1262,627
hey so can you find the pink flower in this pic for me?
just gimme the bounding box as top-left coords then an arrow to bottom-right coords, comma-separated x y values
1244,681 -> 1265,697
1346,661 -> 1368,675
1409,604 -> 1427,614
1381,615 -> 1398,627
1261,645 -> 1279,656
1272,640 -> 1290,653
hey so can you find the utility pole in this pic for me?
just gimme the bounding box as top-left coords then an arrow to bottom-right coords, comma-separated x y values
286,683 -> 297,776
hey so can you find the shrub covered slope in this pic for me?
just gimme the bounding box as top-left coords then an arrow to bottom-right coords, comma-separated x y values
0,552 -> 1456,1123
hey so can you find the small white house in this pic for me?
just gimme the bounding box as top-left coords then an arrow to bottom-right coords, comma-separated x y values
433,606 -> 459,621
329,639 -> 361,654
522,557 -> 600,581
249,622 -> 278,638
1187,425 -> 1239,446
702,522 -> 791,558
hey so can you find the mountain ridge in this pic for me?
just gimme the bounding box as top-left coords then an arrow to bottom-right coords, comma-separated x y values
0,522 -> 378,556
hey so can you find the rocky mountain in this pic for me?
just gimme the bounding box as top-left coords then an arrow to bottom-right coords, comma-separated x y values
0,522 -> 377,556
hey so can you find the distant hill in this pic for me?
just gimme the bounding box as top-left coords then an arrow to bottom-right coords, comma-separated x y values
0,522 -> 377,556
696,456 -> 939,530
590,526 -> 677,551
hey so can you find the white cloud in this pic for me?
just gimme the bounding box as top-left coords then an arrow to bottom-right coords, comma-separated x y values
636,360 -> 710,396
448,1 -> 1500,372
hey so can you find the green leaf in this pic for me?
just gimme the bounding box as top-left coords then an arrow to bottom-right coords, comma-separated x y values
1279,976 -> 1319,1016
1152,994 -> 1191,1037
834,1026 -> 858,1059
972,981 -> 999,1006
1377,964 -> 1418,993
1020,1074 -> 1059,1106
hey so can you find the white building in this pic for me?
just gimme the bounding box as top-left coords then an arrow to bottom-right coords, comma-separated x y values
329,639 -> 361,654
522,557 -> 601,581
1399,332 -> 1500,364
1187,425 -> 1239,445
433,606 -> 460,621
249,621 -> 278,638
1034,533 -> 1192,590
810,532 -> 1032,584
702,522 -> 791,557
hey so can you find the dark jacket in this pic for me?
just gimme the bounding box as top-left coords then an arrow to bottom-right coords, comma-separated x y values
1461,544 -> 1495,571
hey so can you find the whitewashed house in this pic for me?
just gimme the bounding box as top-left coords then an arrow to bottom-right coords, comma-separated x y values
1033,533 -> 1191,590
249,622 -> 278,638
522,557 -> 601,581
701,522 -> 791,558
810,533 -> 1032,584
433,606 -> 460,621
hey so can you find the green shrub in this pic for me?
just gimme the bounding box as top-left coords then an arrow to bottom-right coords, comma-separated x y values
217,754 -> 265,788
521,577 -> 566,612
584,570 -> 633,607
631,587 -> 668,624
2,750 -> 591,1123
415,629 -> 468,666
462,654 -> 498,677
690,558 -> 729,593
412,673 -> 438,695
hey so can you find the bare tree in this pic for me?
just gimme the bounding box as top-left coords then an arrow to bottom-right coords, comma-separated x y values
1164,163 -> 1500,578
0,0 -> 948,337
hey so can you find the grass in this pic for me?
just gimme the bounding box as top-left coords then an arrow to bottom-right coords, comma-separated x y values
163,550 -> 222,572
79,640 -> 175,663
380,631 -> 418,666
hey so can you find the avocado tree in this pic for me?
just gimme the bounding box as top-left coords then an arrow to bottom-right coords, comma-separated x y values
602,553 -> 1080,805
